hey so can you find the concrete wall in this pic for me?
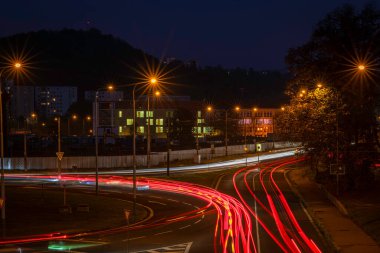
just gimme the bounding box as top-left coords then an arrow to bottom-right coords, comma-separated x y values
5,141 -> 299,170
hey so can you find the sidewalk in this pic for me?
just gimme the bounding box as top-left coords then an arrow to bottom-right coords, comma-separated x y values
287,167 -> 380,253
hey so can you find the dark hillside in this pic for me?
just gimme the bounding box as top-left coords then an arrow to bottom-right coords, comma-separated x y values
0,29 -> 288,106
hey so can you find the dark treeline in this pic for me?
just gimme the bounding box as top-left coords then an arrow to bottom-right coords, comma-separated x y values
0,28 -> 288,108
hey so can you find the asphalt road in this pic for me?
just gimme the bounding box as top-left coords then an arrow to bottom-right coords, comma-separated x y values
1,152 -> 330,253
215,157 -> 328,253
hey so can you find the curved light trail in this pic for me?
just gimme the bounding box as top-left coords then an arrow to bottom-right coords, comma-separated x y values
232,157 -> 322,253
1,175 -> 256,253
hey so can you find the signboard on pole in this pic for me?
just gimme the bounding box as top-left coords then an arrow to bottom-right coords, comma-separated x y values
124,209 -> 130,221
256,143 -> 262,152
56,152 -> 64,161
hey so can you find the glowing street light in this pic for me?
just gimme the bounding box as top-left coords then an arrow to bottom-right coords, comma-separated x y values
95,84 -> 114,195
150,78 -> 157,84
0,61 -> 23,221
317,83 -> 323,88
147,77 -> 159,168
358,64 -> 366,71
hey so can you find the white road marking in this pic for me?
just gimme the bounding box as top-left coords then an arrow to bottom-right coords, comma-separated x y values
154,230 -> 172,236
123,236 -> 146,241
179,225 -> 191,230
194,219 -> 202,224
148,200 -> 167,206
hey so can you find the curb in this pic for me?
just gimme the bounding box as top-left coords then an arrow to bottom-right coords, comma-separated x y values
284,169 -> 341,253
318,185 -> 349,216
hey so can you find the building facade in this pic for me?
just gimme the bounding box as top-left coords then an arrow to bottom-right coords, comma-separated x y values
11,85 -> 78,119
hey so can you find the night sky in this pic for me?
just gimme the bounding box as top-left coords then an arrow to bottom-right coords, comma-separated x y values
0,0 -> 374,70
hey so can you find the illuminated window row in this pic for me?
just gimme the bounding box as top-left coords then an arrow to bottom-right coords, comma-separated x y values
118,126 -> 165,134
125,118 -> 164,126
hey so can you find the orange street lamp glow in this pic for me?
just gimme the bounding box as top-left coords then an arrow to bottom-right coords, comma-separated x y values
358,65 -> 365,71
72,115 -> 78,120
317,83 -> 323,88
150,78 -> 157,84
14,62 -> 22,68
281,106 -> 285,111
253,107 -> 258,112
299,93 -> 304,98
31,113 -> 37,118
207,106 -> 212,112
86,116 -> 91,121
107,84 -> 114,91
155,91 -> 160,96
301,89 -> 306,94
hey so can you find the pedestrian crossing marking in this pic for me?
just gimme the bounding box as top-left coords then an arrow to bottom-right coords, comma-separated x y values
132,242 -> 192,253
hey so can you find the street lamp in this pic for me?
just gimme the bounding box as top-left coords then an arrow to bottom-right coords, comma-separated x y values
0,61 -> 22,221
67,114 -> 78,136
82,115 -> 91,136
23,112 -> 37,171
147,77 -> 158,168
95,84 -> 114,195
358,64 -> 366,71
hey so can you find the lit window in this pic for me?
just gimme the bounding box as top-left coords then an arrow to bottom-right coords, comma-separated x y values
146,111 -> 153,118
146,119 -> 154,125
118,111 -> 123,118
119,126 -> 123,133
126,119 -> 133,125
156,127 -> 163,133
137,111 -> 144,118
166,111 -> 173,117
156,118 -> 163,125
137,126 -> 144,133
197,119 -> 204,124
197,111 -> 201,118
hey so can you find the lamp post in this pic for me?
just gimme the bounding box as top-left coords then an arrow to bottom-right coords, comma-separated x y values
54,116 -> 62,180
82,116 -> 91,136
132,84 -> 137,220
146,77 -> 158,168
94,84 -> 114,195
0,62 -> 22,221
67,114 -> 77,136
23,112 -> 36,171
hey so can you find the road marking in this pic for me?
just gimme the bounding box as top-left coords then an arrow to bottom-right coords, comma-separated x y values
148,200 -> 167,206
132,242 -> 192,253
179,225 -> 191,230
154,230 -> 172,236
167,216 -> 186,222
194,219 -> 202,224
214,174 -> 226,190
123,236 -> 146,241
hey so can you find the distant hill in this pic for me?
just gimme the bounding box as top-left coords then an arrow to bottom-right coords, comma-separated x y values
0,28 -> 288,107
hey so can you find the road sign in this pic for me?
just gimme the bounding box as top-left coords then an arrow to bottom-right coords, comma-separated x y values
256,143 -> 262,152
330,164 -> 345,175
124,209 -> 130,221
56,152 -> 64,161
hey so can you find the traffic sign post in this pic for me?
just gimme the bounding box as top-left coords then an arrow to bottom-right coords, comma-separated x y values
330,163 -> 345,196
56,152 -> 64,161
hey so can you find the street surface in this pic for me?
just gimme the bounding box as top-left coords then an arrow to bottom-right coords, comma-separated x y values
1,152 -> 327,252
